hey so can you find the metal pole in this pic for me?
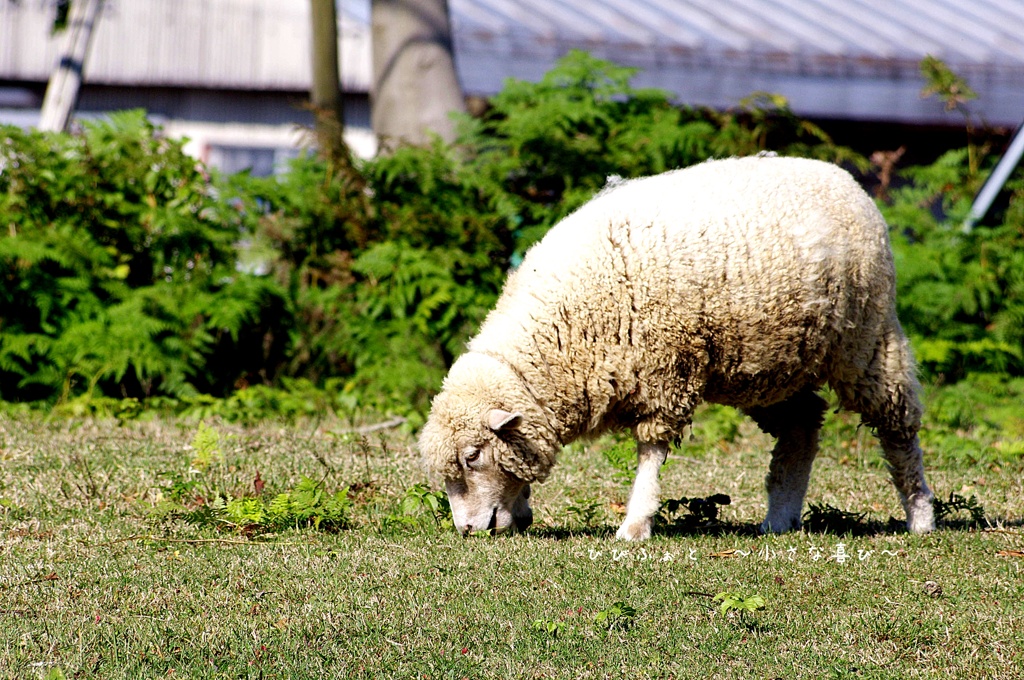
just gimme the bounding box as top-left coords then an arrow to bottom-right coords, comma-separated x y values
38,0 -> 105,132
965,119 -> 1024,231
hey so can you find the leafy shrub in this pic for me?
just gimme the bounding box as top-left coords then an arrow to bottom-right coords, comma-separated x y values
659,494 -> 732,529
4,52 -> 1020,426
601,440 -> 637,483
225,142 -> 512,413
237,42 -> 874,414
151,422 -> 352,534
261,476 -> 351,531
565,495 -> 604,529
0,111 -> 287,402
312,50 -> 860,406
383,482 -> 453,532
880,60 -> 1024,383
714,592 -> 766,617
183,477 -> 352,533
801,502 -> 868,535
684,404 -> 745,449
458,50 -> 863,253
884,167 -> 1024,381
933,492 -> 986,526
922,373 -> 1024,433
593,601 -> 637,631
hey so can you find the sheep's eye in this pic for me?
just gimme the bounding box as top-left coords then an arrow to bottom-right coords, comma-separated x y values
464,449 -> 481,466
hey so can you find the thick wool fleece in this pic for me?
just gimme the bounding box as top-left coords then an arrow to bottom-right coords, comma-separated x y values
423,156 -> 921,482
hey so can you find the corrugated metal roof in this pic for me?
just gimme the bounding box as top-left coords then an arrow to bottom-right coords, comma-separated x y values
1,0 -> 1022,125
450,0 -> 1024,125
452,0 -> 1024,66
0,0 -> 371,91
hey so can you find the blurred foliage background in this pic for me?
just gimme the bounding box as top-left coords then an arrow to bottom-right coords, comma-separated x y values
2,51 -> 1022,430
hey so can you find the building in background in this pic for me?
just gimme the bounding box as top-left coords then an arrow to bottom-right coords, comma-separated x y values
0,0 -> 375,172
2,0 -> 1023,174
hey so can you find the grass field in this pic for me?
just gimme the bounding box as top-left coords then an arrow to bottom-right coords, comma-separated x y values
2,403 -> 1023,679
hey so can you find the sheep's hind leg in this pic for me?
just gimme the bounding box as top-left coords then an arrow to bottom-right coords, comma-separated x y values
832,318 -> 935,533
745,390 -> 828,533
877,431 -> 934,534
616,440 -> 669,541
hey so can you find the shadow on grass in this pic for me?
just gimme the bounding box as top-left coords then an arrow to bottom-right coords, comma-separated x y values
526,515 -> 1024,541
937,515 -> 1024,532
526,521 -> 762,540
526,525 -> 617,540
508,491 -> 1023,541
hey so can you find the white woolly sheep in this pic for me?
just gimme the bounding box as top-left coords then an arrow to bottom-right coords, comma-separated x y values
418,156 -> 935,541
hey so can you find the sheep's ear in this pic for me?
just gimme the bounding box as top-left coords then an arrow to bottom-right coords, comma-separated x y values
487,409 -> 523,432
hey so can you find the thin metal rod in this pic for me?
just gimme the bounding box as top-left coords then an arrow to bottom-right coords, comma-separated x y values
965,119 -> 1024,231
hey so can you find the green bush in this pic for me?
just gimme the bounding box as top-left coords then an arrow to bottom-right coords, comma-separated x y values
218,51 -> 866,413
458,49 -> 863,252
3,52 -> 1021,422
879,58 -> 1024,383
0,111 -> 286,402
883,158 -> 1024,381
224,142 -> 513,412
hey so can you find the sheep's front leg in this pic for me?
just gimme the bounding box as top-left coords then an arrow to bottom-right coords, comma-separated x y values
746,390 -> 828,533
616,440 -> 669,541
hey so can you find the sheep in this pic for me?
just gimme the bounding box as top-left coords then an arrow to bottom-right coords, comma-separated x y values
418,155 -> 936,541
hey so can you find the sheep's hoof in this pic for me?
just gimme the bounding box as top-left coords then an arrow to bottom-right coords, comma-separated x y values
615,518 -> 652,541
759,515 -> 801,534
906,494 -> 936,534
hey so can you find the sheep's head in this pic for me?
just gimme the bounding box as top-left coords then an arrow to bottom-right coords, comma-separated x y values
418,354 -> 559,537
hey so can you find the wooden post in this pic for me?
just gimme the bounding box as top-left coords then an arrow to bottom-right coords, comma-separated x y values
309,0 -> 346,159
39,0 -> 105,132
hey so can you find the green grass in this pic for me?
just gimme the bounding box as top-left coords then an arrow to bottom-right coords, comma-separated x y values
2,406 -> 1023,679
